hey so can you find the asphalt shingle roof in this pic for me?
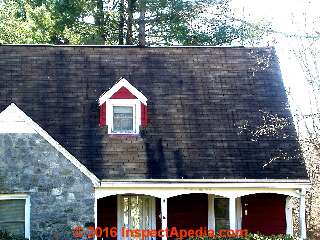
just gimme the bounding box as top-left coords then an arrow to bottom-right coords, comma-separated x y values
0,45 -> 308,180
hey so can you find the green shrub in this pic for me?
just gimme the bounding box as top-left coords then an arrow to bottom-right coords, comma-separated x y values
0,230 -> 27,240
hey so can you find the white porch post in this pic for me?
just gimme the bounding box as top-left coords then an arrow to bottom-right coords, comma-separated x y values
94,197 -> 98,229
208,195 -> 215,230
236,197 -> 242,229
161,198 -> 168,240
299,189 -> 307,239
286,196 -> 293,236
229,197 -> 236,230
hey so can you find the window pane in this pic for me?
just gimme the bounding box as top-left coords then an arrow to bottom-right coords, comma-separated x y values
214,198 -> 229,231
130,196 -> 143,230
114,106 -> 133,114
113,106 -> 134,132
0,200 -> 25,236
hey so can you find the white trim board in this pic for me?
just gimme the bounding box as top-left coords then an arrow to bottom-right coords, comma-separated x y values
98,180 -> 311,199
0,103 -> 99,186
99,181 -> 311,189
100,179 -> 310,183
96,186 -> 303,199
99,77 -> 147,105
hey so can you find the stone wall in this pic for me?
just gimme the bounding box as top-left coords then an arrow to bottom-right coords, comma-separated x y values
0,133 -> 95,239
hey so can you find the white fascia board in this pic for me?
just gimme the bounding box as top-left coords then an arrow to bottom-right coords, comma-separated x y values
95,185 -> 303,199
99,77 -> 147,105
99,180 -> 311,190
100,178 -> 311,183
0,103 -> 100,186
98,180 -> 311,199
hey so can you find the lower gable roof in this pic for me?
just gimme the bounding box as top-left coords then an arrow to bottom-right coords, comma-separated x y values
0,103 -> 100,186
0,45 -> 308,180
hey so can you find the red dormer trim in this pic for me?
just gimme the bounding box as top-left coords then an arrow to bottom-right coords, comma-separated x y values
141,103 -> 148,127
110,87 -> 137,99
99,102 -> 106,126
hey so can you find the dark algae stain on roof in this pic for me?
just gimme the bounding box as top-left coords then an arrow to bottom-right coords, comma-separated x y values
0,45 -> 308,180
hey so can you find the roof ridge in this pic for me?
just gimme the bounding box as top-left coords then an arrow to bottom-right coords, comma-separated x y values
0,44 -> 275,49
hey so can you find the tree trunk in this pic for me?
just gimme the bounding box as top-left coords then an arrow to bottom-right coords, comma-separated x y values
126,0 -> 134,45
95,0 -> 106,44
118,0 -> 125,44
138,0 -> 146,46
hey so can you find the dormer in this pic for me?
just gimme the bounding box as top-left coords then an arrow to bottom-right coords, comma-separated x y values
98,78 -> 148,135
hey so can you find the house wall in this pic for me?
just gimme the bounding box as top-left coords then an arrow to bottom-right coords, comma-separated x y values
0,133 -> 95,239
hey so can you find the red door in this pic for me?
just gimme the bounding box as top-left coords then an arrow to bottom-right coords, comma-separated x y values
241,193 -> 287,235
168,194 -> 208,231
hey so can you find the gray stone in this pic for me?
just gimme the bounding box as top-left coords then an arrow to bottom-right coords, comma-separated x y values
0,133 -> 95,239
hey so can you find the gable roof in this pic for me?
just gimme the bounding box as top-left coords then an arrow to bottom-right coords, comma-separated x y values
99,77 -> 147,105
0,103 -> 99,186
0,45 -> 308,180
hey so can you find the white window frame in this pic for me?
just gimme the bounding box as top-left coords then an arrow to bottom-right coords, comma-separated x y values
208,195 -> 233,231
107,99 -> 141,135
0,194 -> 31,239
117,195 -> 156,240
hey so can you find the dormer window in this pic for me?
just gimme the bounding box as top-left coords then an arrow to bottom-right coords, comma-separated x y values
98,78 -> 148,135
113,106 -> 134,133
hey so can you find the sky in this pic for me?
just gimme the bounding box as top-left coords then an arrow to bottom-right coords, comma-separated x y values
230,0 -> 320,114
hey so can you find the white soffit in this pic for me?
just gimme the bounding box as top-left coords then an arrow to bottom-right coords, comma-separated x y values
0,103 -> 100,186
